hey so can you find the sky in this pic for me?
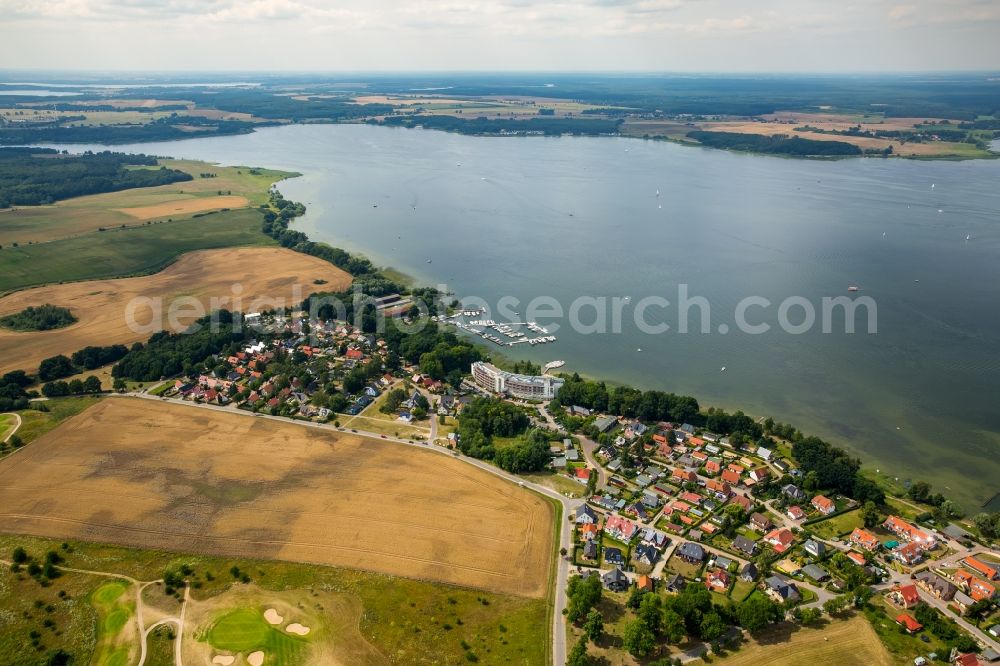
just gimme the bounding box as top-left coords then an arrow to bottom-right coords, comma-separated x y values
1,0 -> 998,72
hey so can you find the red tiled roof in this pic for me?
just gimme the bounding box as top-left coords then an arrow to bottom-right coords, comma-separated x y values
964,556 -> 998,580
721,469 -> 741,484
898,584 -> 920,606
895,613 -> 922,632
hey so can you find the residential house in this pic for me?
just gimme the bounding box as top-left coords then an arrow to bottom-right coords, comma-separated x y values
677,542 -> 705,564
756,446 -> 773,461
602,567 -> 630,592
635,544 -> 660,566
582,540 -> 598,560
641,493 -> 662,510
628,503 -> 650,522
580,523 -> 600,541
883,515 -> 936,549
637,575 -> 654,592
953,590 -> 976,615
594,415 -> 618,433
915,571 -> 957,601
953,652 -> 982,666
787,505 -> 806,521
714,555 -> 735,571
605,515 -> 638,542
642,529 -> 669,550
706,479 -> 731,499
802,564 -> 830,582
850,528 -> 881,552
804,539 -> 826,558
812,495 -> 836,515
764,575 -> 800,603
732,535 -> 758,557
705,568 -> 730,591
782,484 -> 806,501
575,504 -> 599,525
665,573 -> 686,592
964,556 -> 999,581
749,467 -> 771,483
569,405 -> 592,417
740,562 -> 759,582
721,469 -> 742,485
895,541 -> 926,566
672,468 -> 698,484
896,613 -> 923,634
846,551 -> 868,567
574,468 -> 591,484
765,528 -> 795,553
705,459 -> 721,476
889,583 -> 921,609
750,512 -> 773,532
730,493 -> 754,512
604,547 -> 625,565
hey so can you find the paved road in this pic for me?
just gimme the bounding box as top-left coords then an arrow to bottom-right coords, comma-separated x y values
118,393 -> 579,666
536,403 -> 608,491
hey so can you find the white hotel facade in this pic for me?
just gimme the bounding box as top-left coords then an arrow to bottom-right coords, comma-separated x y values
471,361 -> 565,400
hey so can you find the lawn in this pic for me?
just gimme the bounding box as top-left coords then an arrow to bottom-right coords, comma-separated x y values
522,470 -> 587,497
809,509 -> 864,540
205,608 -> 310,664
702,614 -> 893,665
730,579 -> 756,602
666,554 -> 704,580
0,413 -> 15,441
0,208 -> 273,293
865,601 -> 950,665
89,580 -> 136,666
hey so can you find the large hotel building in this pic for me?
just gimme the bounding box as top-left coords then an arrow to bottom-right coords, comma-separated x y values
471,361 -> 565,400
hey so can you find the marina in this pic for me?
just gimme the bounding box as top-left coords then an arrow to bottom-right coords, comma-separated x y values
446,315 -> 558,348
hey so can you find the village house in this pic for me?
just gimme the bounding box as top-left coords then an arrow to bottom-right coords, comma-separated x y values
730,493 -> 754,512
895,613 -> 923,634
850,527 -> 881,552
803,539 -> 826,558
575,504 -> 599,524
635,543 -> 660,566
580,523 -> 600,541
915,571 -> 957,601
894,541 -> 926,566
963,556 -> 999,581
677,542 -> 705,564
740,562 -> 759,582
637,575 -> 654,593
605,515 -> 638,542
883,515 -> 936,549
812,495 -> 836,515
782,484 -> 806,501
705,479 -> 731,499
604,546 -> 625,565
582,540 -> 598,560
786,505 -> 806,521
732,535 -> 758,557
602,567 -> 629,592
705,568 -> 730,591
721,468 -> 742,485
665,573 -> 686,593
672,468 -> 698,484
749,512 -> 773,532
889,583 -> 922,609
764,528 -> 795,553
845,551 -> 867,567
764,575 -> 800,603
749,467 -> 770,483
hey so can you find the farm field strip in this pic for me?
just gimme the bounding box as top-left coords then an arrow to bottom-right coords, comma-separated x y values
0,246 -> 350,374
0,398 -> 554,598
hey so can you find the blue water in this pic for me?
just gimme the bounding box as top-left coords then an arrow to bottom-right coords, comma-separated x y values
49,124 -> 1000,509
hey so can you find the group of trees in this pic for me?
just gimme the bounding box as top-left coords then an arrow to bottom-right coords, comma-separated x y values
686,131 -> 862,156
0,369 -> 33,412
0,304 -> 76,331
0,116 -> 258,148
111,311 -> 248,381
41,375 -> 102,397
380,114 -> 622,137
0,148 -> 193,207
791,436 -> 884,505
456,396 -> 548,472
37,344 -> 130,382
554,374 -> 701,425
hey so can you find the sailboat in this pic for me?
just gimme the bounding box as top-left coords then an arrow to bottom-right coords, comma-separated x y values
966,235 -> 971,241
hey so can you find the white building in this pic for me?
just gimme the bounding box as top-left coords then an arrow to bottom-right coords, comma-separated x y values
471,361 -> 564,400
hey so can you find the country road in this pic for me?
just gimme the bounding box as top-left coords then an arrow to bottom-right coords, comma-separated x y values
1,411 -> 21,443
115,392 -> 579,666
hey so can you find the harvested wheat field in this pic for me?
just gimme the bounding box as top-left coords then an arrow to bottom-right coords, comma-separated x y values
0,398 -> 555,597
710,615 -> 892,666
115,195 -> 249,220
0,247 -> 351,374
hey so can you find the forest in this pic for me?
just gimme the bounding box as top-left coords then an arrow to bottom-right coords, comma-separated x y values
0,116 -> 260,146
686,131 -> 862,156
379,114 -> 622,136
0,149 -> 192,207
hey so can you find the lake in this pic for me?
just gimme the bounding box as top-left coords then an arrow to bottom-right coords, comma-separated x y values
50,124 -> 1000,510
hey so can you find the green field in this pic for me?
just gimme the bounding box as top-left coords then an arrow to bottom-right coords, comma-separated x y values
90,581 -> 135,666
0,413 -> 15,441
0,208 -> 273,293
206,608 -> 309,664
0,534 -> 549,666
809,509 -> 864,540
5,396 -> 100,451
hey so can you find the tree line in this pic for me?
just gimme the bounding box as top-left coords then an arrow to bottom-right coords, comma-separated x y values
0,149 -> 192,208
687,131 -> 862,156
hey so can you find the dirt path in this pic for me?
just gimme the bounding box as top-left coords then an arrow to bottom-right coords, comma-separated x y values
1,412 -> 21,443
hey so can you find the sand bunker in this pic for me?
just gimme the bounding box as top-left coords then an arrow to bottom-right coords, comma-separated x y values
211,656 -> 235,666
285,623 -> 310,636
263,608 -> 283,625
247,651 -> 265,666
